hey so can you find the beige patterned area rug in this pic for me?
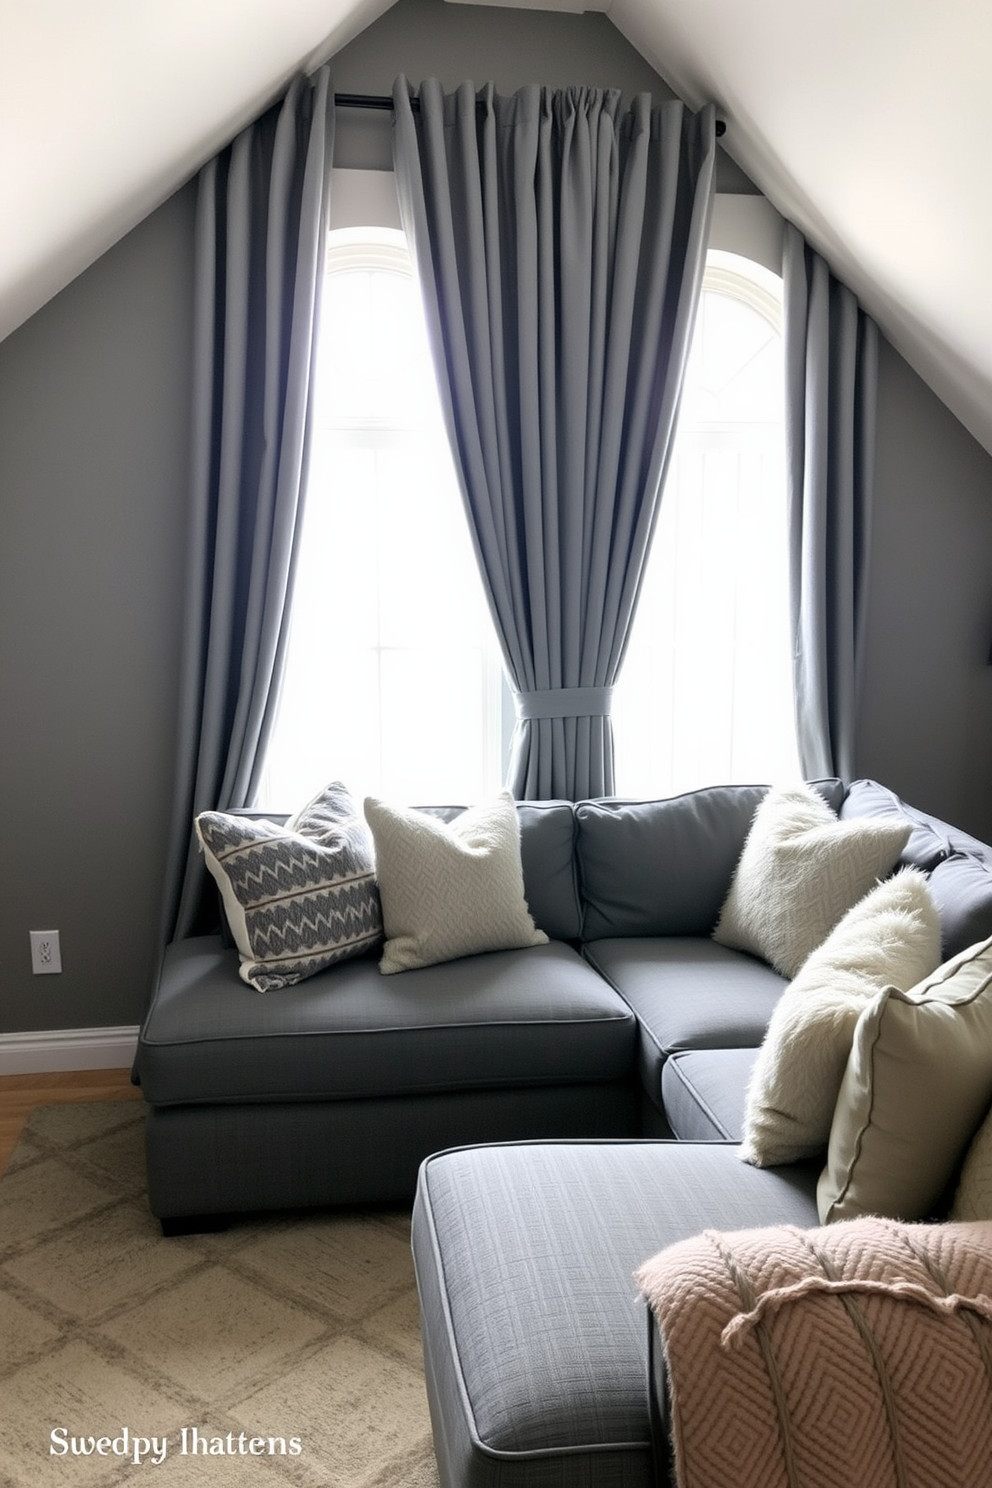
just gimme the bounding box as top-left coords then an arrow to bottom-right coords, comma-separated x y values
0,1103 -> 439,1488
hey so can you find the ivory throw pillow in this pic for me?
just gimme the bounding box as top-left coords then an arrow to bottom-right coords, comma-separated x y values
741,869 -> 941,1167
364,791 -> 549,974
713,784 -> 912,979
950,1101 -> 992,1221
196,781 -> 383,992
818,935 -> 992,1223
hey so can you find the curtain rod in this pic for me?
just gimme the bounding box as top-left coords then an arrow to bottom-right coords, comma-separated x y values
333,91 -> 726,135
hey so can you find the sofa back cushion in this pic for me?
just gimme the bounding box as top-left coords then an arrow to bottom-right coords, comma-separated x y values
839,778 -> 951,870
841,778 -> 992,958
423,800 -> 581,942
575,782 -> 845,940
516,801 -> 581,940
927,852 -> 992,959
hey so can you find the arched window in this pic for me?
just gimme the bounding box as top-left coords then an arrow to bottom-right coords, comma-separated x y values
612,251 -> 800,796
255,228 -> 506,810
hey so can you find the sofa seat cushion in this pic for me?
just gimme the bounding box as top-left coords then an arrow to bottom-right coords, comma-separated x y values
413,1139 -> 820,1488
583,937 -> 786,1105
137,936 -> 636,1107
662,1049 -> 758,1141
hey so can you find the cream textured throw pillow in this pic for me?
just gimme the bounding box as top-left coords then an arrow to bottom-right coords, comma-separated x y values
818,934 -> 992,1223
364,791 -> 548,974
741,869 -> 940,1167
950,1101 -> 992,1220
713,784 -> 912,978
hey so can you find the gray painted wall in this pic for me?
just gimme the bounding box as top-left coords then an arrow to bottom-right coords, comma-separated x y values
0,0 -> 990,1036
0,185 -> 195,1034
859,336 -> 992,839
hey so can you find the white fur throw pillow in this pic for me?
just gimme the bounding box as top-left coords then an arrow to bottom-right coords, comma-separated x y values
741,868 -> 941,1167
713,784 -> 912,979
364,791 -> 548,974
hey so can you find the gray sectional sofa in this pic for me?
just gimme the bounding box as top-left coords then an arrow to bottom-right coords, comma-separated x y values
134,777 -> 992,1484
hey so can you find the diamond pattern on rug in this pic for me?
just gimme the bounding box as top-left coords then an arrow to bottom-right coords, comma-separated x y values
228,1213 -> 418,1322
0,1103 -> 437,1488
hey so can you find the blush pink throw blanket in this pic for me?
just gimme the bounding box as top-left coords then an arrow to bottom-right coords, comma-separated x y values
635,1217 -> 992,1488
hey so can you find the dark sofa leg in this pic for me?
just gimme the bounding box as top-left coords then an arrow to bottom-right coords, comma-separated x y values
159,1213 -> 232,1237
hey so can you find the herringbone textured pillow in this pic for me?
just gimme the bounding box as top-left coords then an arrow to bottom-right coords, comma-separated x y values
713,783 -> 912,978
196,781 -> 382,991
636,1216 -> 992,1488
364,791 -> 548,974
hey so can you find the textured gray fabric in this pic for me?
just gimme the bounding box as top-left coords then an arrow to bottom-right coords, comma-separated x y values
927,853 -> 992,959
136,937 -> 636,1105
413,1140 -> 820,1488
515,687 -> 614,720
576,782 -> 844,940
785,222 -> 879,784
840,777 -> 951,870
515,801 -> 581,940
848,787 -> 990,862
393,78 -> 715,800
165,71 -> 335,941
661,1048 -> 758,1141
577,786 -> 768,939
840,780 -> 992,958
419,800 -> 581,943
583,937 -> 785,1104
144,1084 -> 638,1218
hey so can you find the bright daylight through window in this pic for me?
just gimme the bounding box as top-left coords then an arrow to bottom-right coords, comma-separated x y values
256,234 -> 799,811
256,228 -> 505,811
612,251 -> 801,796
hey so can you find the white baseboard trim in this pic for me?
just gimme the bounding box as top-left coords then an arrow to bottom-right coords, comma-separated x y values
0,1026 -> 139,1075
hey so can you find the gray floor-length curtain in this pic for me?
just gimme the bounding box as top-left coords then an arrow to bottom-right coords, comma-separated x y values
784,222 -> 879,784
163,68 -> 335,942
393,78 -> 715,799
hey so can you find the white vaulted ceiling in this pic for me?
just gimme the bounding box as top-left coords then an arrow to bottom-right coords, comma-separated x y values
2,0 -> 991,454
0,0 -> 393,344
607,0 -> 992,457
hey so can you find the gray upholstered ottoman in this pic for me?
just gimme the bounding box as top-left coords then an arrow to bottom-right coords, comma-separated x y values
412,1139 -> 819,1488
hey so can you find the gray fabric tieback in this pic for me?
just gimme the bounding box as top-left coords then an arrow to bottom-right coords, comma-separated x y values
515,687 -> 614,720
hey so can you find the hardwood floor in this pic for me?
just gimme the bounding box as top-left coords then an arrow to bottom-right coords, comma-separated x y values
0,1068 -> 141,1176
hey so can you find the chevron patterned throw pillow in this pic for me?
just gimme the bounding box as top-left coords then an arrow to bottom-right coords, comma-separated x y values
196,781 -> 383,991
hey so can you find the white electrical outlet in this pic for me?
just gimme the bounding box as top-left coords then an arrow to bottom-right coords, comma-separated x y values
30,930 -> 62,975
